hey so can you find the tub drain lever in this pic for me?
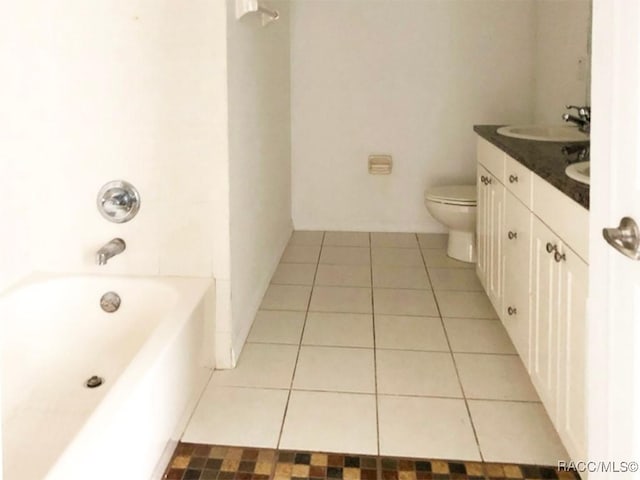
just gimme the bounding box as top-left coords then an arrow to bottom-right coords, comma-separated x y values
85,376 -> 104,388
100,292 -> 121,313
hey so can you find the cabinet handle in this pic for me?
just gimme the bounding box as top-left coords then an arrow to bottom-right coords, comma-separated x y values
554,251 -> 566,262
546,242 -> 557,253
486,177 -> 492,184
507,306 -> 517,316
508,231 -> 517,240
509,174 -> 518,183
480,175 -> 486,185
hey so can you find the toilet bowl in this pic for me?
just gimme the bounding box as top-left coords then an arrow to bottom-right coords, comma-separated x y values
424,185 -> 477,263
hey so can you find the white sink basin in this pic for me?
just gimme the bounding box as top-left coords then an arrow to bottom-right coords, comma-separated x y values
565,161 -> 590,185
497,125 -> 589,142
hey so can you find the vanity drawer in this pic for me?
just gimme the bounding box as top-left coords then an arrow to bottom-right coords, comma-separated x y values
477,137 -> 504,182
505,155 -> 533,208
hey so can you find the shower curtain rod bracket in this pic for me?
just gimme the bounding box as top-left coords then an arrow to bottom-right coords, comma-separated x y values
235,0 -> 279,27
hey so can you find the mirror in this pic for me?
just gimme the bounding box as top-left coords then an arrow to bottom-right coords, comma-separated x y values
532,0 -> 592,125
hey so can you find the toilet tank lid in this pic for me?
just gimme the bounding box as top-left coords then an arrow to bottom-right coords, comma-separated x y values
425,185 -> 477,203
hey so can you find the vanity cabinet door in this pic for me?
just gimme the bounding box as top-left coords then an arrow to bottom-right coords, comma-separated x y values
477,164 -> 504,313
530,217 -> 560,421
476,164 -> 490,288
486,175 -> 504,313
531,216 -> 587,460
502,192 -> 532,367
556,245 -> 587,461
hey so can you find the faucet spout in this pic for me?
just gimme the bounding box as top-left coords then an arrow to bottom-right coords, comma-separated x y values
96,238 -> 126,265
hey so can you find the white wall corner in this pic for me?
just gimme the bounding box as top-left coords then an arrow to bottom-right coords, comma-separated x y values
230,223 -> 293,361
201,281 -> 217,369
214,331 -> 235,369
225,0 -> 291,369
213,278 -> 233,369
214,279 -> 233,332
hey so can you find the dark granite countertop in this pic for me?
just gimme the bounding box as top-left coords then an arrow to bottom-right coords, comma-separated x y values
474,125 -> 590,210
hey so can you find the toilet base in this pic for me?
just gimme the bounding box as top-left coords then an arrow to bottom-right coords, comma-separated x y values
447,230 -> 476,263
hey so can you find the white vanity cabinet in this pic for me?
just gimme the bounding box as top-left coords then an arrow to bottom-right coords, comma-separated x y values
476,165 -> 489,287
530,217 -> 562,421
477,163 -> 504,312
530,216 -> 588,459
502,190 -> 532,366
557,249 -> 587,462
476,139 -> 529,349
475,136 -> 587,462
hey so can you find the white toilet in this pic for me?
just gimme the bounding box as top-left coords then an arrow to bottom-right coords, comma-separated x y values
424,185 -> 477,263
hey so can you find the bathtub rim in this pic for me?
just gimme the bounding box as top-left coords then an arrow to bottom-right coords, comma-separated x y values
1,272 -> 214,480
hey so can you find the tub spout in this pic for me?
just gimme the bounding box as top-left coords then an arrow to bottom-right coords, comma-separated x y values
96,238 -> 126,265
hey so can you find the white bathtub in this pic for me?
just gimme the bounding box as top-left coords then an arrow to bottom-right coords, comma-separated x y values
0,274 -> 214,480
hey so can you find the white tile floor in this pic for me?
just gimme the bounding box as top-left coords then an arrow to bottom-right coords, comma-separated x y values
183,232 -> 569,465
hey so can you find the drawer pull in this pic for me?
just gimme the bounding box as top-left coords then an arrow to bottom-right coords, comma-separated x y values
480,176 -> 492,186
507,306 -> 517,316
509,174 -> 519,183
546,242 -> 557,253
554,251 -> 566,263
508,231 -> 517,240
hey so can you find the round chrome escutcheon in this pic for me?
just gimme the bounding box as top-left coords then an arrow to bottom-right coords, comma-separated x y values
96,180 -> 141,223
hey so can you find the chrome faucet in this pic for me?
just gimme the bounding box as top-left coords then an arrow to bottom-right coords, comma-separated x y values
562,143 -> 590,163
562,105 -> 591,133
96,238 -> 126,265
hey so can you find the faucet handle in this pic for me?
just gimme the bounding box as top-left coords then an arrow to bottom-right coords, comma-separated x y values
579,106 -> 591,120
565,105 -> 590,120
97,181 -> 141,223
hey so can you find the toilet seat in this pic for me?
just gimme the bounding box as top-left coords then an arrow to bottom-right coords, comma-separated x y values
425,185 -> 476,206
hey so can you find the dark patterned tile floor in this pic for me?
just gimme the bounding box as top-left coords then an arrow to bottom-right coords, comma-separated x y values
163,444 -> 580,480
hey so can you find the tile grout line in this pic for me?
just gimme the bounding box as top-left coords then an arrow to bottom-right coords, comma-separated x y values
368,232 -> 382,465
188,382 -> 543,404
417,238 -> 486,464
260,306 -> 498,320
245,341 -> 515,356
271,277 -> 492,293
275,232 -> 326,451
370,233 -> 383,480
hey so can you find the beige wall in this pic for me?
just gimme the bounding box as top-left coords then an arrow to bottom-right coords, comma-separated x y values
3,0 -> 590,370
226,0 -> 293,361
290,0 -> 536,232
0,0 -> 231,370
1,1 -> 229,286
0,0 -> 293,369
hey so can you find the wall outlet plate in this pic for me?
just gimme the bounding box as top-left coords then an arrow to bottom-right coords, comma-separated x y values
368,155 -> 393,175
